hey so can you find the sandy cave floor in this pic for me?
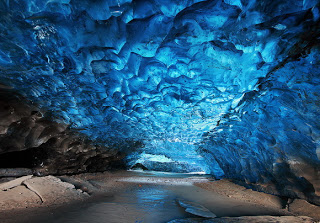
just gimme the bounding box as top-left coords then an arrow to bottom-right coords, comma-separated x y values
0,170 -> 319,223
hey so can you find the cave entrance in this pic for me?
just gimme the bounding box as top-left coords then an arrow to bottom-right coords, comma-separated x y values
128,153 -> 210,174
0,150 -> 36,168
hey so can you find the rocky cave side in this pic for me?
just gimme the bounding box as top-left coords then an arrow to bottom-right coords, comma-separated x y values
0,88 -> 139,177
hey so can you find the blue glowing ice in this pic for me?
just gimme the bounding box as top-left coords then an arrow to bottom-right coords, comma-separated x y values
0,0 -> 319,186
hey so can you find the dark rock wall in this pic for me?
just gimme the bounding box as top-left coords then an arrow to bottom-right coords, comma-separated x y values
0,89 -> 127,176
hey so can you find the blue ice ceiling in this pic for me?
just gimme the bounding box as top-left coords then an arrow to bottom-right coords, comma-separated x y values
0,0 -> 320,174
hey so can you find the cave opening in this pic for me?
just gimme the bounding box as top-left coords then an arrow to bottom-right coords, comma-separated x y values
0,149 -> 39,169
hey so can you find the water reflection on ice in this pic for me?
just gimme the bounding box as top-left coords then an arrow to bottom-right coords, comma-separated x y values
47,185 -> 191,223
27,173 -> 286,223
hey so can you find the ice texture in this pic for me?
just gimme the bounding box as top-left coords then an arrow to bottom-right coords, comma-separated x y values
0,0 -> 319,193
200,49 -> 320,200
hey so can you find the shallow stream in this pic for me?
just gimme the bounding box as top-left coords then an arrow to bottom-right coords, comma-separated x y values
25,173 -> 285,223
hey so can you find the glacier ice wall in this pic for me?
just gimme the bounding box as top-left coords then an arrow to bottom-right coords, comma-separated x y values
0,0 -> 292,141
0,0 -> 320,197
200,49 -> 320,202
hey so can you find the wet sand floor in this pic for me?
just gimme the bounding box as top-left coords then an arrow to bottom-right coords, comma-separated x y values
24,176 -> 287,223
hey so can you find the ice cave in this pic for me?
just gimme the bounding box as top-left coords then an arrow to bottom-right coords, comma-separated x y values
0,0 -> 319,222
